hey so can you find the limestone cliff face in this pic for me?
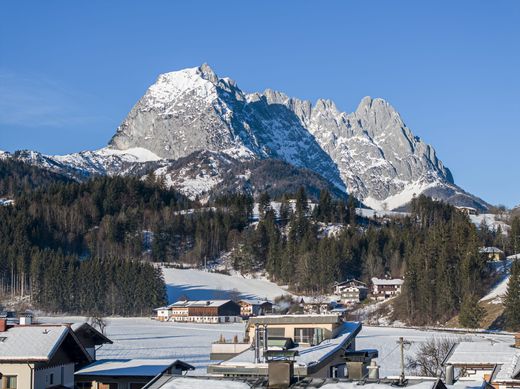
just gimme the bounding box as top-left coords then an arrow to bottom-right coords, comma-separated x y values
6,64 -> 488,210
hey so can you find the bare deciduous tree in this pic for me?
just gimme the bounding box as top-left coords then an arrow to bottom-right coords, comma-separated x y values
88,315 -> 107,335
406,336 -> 468,378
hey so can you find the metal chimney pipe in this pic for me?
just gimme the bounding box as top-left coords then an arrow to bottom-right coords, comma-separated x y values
263,324 -> 268,362
254,324 -> 260,364
445,365 -> 454,385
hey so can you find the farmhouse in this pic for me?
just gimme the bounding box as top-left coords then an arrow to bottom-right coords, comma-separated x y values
334,280 -> 368,304
480,247 -> 506,261
238,299 -> 273,317
455,206 -> 478,215
371,277 -> 404,300
155,300 -> 241,323
301,299 -> 332,315
71,322 -> 113,360
443,335 -> 520,389
0,319 -> 92,389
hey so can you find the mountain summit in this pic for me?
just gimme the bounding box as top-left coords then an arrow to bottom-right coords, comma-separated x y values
3,64 -> 488,210
107,64 -> 483,210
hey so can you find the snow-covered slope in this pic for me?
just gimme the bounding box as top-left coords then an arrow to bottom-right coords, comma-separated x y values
162,267 -> 291,302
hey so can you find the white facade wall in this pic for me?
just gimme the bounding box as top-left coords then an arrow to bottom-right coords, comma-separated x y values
170,315 -> 241,324
34,362 -> 75,389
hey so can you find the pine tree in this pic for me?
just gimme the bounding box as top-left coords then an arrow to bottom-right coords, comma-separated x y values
459,293 -> 484,328
504,260 -> 520,331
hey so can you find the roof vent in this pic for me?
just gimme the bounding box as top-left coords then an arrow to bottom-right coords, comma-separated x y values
206,301 -> 211,306
0,336 -> 6,342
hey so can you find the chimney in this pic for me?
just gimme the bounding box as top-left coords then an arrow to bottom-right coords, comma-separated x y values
515,333 -> 520,348
445,365 -> 454,385
19,314 -> 33,326
368,360 -> 380,380
0,318 -> 7,332
263,325 -> 268,362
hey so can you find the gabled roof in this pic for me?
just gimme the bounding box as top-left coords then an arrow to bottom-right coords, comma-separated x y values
445,342 -> 515,365
71,322 -> 113,345
371,277 -> 404,286
238,299 -> 272,306
0,325 -> 92,363
334,279 -> 367,287
479,247 -> 504,254
168,300 -> 235,308
75,358 -> 194,378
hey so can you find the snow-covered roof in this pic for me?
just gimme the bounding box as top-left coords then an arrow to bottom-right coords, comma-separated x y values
445,342 -> 516,365
146,376 -> 251,389
168,300 -> 234,308
248,314 -> 342,326
238,299 -> 271,306
507,253 -> 520,260
371,277 -> 404,286
335,279 -> 367,287
218,322 -> 361,370
71,322 -> 113,345
76,358 -> 192,377
479,247 -> 504,254
0,325 -> 73,362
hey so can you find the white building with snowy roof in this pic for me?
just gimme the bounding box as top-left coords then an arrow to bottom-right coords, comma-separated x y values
444,335 -> 520,389
154,300 -> 241,323
0,319 -> 92,389
207,317 -> 375,380
371,278 -> 404,300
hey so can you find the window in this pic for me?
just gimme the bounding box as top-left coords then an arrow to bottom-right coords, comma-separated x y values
98,384 -> 118,389
258,327 -> 285,341
49,373 -> 54,385
2,376 -> 17,389
294,328 -> 325,345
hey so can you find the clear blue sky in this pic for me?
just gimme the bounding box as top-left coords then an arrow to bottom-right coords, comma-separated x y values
1,1 -> 519,207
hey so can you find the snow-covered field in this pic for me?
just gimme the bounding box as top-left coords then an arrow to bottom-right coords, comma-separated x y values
162,267 -> 291,303
41,316 -> 513,377
480,259 -> 513,303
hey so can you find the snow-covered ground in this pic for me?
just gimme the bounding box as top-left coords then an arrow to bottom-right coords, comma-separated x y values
40,316 -> 514,377
480,259 -> 512,303
470,213 -> 510,234
162,267 -> 291,303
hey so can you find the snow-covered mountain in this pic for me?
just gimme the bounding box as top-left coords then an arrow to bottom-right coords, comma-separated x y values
1,64 -> 489,210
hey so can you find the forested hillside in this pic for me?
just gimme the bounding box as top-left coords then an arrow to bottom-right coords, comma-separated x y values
0,158 -> 71,197
0,159 -> 517,326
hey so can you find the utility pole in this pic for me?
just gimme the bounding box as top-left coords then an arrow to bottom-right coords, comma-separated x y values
397,336 -> 411,386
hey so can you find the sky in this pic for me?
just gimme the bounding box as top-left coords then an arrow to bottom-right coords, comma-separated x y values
1,1 -> 519,207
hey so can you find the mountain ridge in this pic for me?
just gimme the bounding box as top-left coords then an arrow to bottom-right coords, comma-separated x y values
1,64 -> 489,210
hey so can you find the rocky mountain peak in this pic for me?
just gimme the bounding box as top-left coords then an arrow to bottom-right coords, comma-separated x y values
105,64 -> 486,210
198,63 -> 219,84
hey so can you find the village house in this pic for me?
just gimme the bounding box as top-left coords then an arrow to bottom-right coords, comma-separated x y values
334,280 -> 368,304
300,298 -> 333,315
75,359 -> 195,389
443,334 -> 520,389
480,247 -> 506,261
371,277 -> 404,300
238,299 -> 273,317
208,315 -> 376,380
0,318 -> 92,389
71,322 -> 113,360
155,300 -> 241,323
455,206 -> 478,216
